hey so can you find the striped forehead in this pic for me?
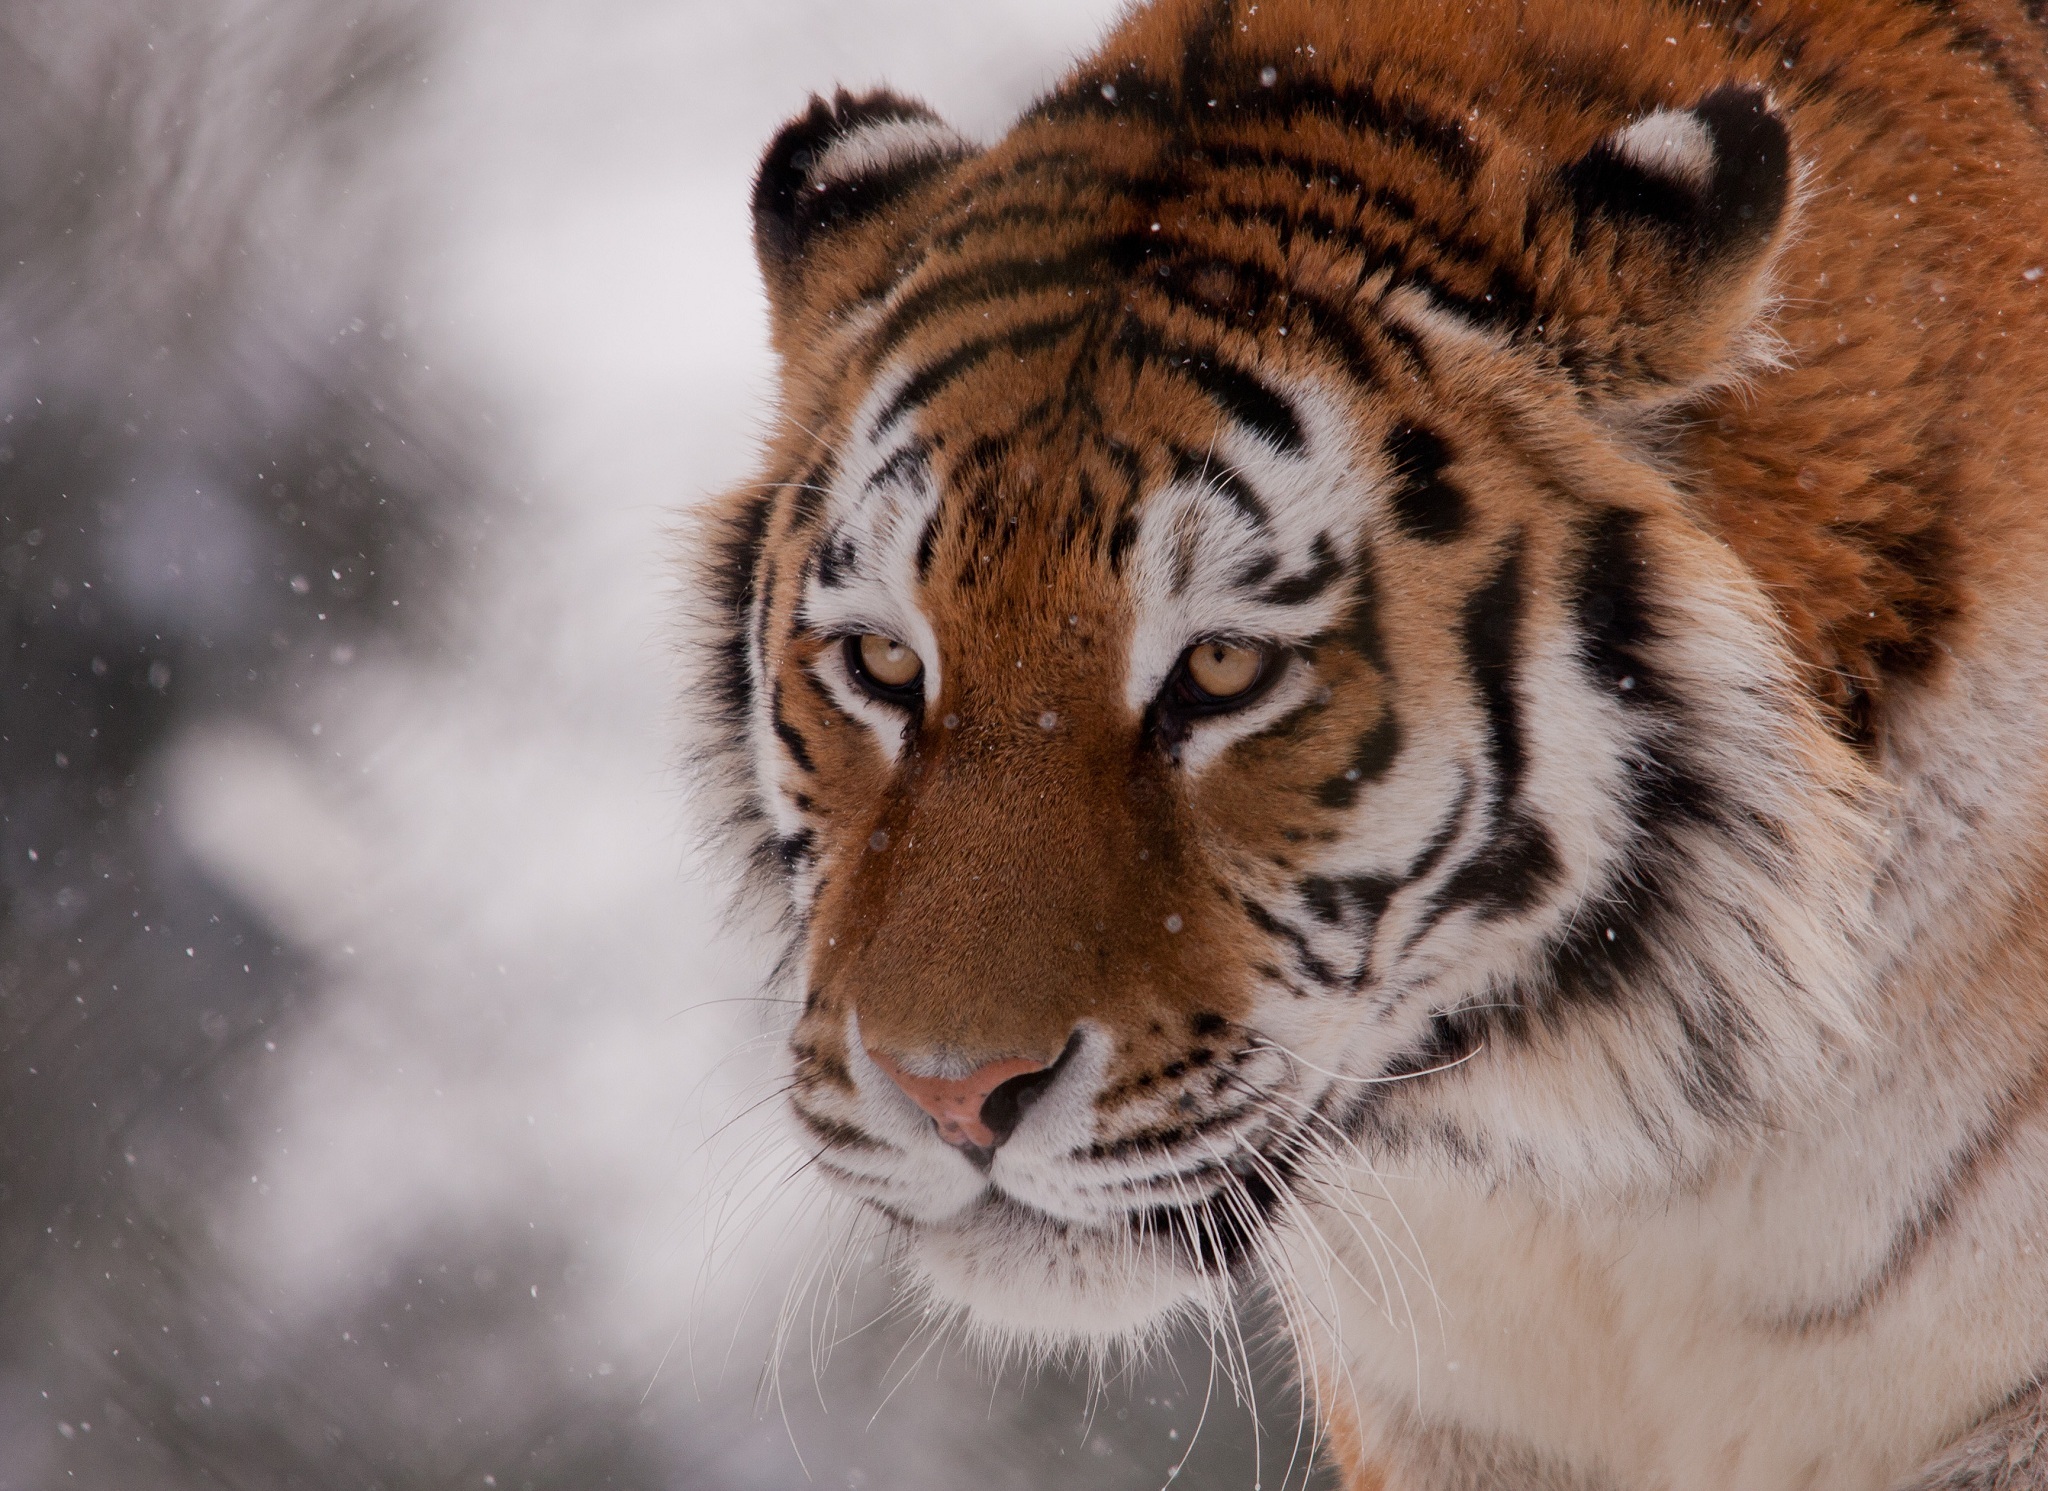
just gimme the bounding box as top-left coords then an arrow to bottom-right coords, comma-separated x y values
799,365 -> 1385,709
1123,377 -> 1374,710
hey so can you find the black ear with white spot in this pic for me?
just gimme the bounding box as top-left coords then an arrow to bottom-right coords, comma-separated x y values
1564,86 -> 1789,261
1545,87 -> 1793,402
752,89 -> 972,323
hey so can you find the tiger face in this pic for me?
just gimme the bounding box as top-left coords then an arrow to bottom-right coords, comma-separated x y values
696,0 -> 1879,1348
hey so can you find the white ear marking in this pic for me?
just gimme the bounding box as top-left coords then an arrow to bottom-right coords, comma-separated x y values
1608,109 -> 1716,190
812,117 -> 969,189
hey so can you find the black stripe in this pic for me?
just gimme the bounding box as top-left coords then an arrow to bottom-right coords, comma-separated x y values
1211,69 -> 1478,183
816,531 -> 857,589
772,828 -> 815,872
791,1107 -> 883,1151
1464,539 -> 1530,798
1106,512 -> 1140,573
1781,1055 -> 2048,1330
1128,1133 -> 1303,1276
1170,446 -> 1269,528
770,684 -> 814,773
1144,249 -> 1389,389
1382,424 -> 1467,543
1665,969 -> 1757,1125
1332,557 -> 1388,672
1196,148 -> 1531,294
1243,899 -> 1340,987
1412,538 -> 1561,924
1259,532 -> 1343,606
1430,814 -> 1559,921
707,492 -> 772,727
869,235 -> 1150,364
1314,709 -> 1402,809
871,313 -> 1085,435
1297,871 -> 1400,929
1032,65 -> 1184,131
1385,771 -> 1477,959
1570,506 -> 1662,705
1405,773 -> 1474,889
913,513 -> 942,581
787,455 -> 838,530
1201,180 -> 1520,288
863,440 -> 928,496
1196,162 -> 1539,330
1114,316 -> 1304,452
1232,551 -> 1279,590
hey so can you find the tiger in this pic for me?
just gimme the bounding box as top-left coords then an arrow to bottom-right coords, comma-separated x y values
685,0 -> 2048,1485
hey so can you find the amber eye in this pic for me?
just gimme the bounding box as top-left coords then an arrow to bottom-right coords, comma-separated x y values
1182,640 -> 1266,702
846,633 -> 924,701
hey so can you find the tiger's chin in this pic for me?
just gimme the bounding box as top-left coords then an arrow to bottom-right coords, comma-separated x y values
897,1194 -> 1230,1351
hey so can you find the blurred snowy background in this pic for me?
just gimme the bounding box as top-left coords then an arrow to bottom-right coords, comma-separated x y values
0,1 -> 1330,1487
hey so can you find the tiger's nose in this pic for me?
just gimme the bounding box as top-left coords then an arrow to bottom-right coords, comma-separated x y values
865,1049 -> 1056,1150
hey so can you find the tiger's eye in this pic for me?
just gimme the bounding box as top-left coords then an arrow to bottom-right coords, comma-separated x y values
1185,640 -> 1263,699
856,634 -> 923,690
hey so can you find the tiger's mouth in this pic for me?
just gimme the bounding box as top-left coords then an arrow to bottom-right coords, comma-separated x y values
842,1096 -> 1322,1346
872,1131 -> 1302,1268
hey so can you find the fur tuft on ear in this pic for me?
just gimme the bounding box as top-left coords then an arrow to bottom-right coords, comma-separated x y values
752,88 -> 971,332
1538,86 -> 1794,405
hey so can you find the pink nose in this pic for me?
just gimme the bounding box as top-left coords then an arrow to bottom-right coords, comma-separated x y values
866,1050 -> 1050,1148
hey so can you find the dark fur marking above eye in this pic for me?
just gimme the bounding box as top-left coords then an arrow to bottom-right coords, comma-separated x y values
864,440 -> 929,495
1170,446 -> 1270,528
914,513 -> 942,581
1107,512 -> 1141,574
1313,708 -> 1402,808
1259,532 -> 1343,606
816,531 -> 858,589
1382,424 -> 1467,543
1298,872 -> 1400,952
1233,552 -> 1280,590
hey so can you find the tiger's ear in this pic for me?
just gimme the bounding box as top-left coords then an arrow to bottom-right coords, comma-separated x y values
752,89 -> 974,337
1542,86 -> 1793,404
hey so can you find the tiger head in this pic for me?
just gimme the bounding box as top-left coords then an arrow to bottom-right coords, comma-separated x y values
693,0 -> 1877,1349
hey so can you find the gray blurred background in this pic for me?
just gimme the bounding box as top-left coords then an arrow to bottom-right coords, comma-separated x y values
0,1 -> 1331,1486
